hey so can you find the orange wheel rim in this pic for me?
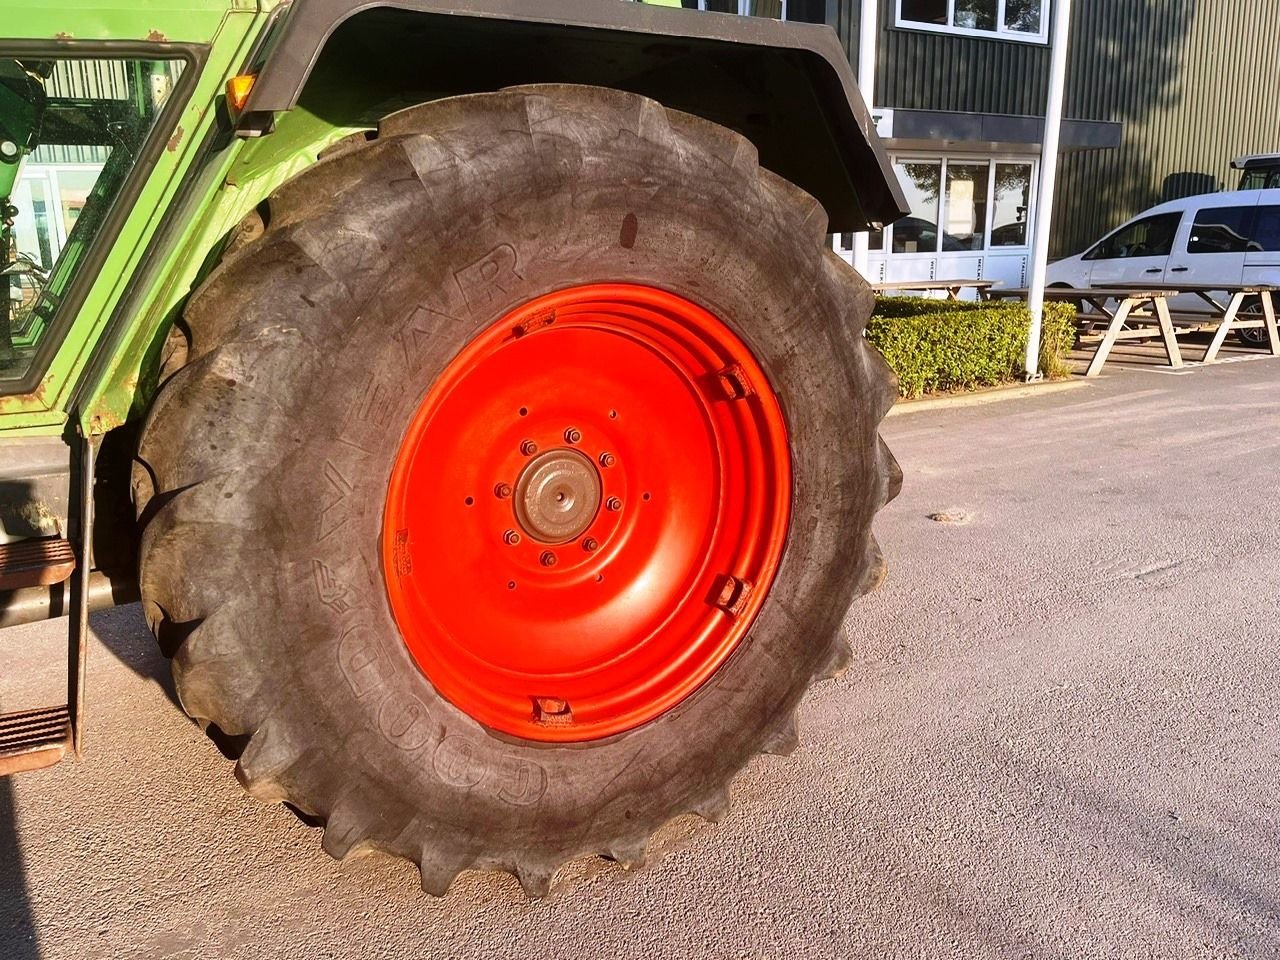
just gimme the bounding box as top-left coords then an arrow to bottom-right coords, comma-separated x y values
382,284 -> 791,741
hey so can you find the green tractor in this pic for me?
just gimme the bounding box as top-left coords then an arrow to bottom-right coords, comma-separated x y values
0,0 -> 905,896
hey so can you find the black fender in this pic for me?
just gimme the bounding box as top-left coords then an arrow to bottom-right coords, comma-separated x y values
236,0 -> 907,232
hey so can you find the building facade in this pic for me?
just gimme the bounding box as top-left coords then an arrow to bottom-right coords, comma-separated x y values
824,0 -> 1280,283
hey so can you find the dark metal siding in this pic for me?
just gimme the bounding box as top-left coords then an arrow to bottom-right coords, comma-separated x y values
830,0 -> 1051,112
830,0 -> 1280,256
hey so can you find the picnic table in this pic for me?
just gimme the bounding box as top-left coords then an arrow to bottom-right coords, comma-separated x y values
871,278 -> 995,301
1106,282 -> 1280,362
985,286 -> 1182,377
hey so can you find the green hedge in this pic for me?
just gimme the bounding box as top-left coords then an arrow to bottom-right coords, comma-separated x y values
866,296 -> 1076,399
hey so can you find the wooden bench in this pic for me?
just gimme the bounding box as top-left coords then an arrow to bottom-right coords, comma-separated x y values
1108,283 -> 1280,362
871,279 -> 996,301
985,286 -> 1182,377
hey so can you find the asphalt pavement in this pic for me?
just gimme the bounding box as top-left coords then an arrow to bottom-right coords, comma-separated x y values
2,345 -> 1279,959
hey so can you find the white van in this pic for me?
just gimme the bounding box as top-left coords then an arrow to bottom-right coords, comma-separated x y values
1047,189 -> 1280,344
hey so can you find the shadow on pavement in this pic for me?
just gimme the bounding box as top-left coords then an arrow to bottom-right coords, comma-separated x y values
90,604 -> 181,713
0,777 -> 40,960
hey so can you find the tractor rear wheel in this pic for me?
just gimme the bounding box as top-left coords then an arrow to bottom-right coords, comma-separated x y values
133,84 -> 899,896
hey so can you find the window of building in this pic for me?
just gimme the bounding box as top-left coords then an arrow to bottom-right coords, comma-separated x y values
990,162 -> 1033,246
893,160 -> 942,253
2,56 -> 186,388
897,0 -> 1048,42
684,0 -> 823,19
879,156 -> 1033,255
943,163 -> 989,250
1187,205 -> 1256,255
1083,212 -> 1182,261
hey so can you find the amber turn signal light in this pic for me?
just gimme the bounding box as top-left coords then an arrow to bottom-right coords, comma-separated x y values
225,74 -> 255,114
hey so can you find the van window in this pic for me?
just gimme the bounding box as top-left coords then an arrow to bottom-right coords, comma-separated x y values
1187,205 -> 1257,254
1252,205 -> 1280,251
1083,212 -> 1181,261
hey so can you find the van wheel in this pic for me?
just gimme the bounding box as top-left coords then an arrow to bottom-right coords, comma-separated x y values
1234,301 -> 1274,348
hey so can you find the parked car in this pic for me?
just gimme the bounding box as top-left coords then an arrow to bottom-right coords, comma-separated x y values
1047,188 -> 1280,344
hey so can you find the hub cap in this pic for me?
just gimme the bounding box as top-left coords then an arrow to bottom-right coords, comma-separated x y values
382,283 -> 791,741
514,449 -> 601,544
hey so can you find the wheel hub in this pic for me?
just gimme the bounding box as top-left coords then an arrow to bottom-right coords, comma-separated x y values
381,283 -> 791,742
514,449 -> 601,544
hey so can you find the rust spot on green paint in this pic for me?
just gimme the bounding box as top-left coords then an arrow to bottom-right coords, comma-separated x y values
147,29 -> 167,42
0,374 -> 56,415
54,32 -> 73,41
166,126 -> 184,152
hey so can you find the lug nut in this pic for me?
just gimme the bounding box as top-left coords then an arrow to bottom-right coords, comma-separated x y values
582,538 -> 599,552
503,529 -> 521,545
606,497 -> 622,512
599,452 -> 616,468
494,482 -> 512,499
520,440 -> 538,456
539,550 -> 557,567
564,427 -> 582,444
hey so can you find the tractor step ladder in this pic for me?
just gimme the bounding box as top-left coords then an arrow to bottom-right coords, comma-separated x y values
0,437 -> 94,777
0,537 -> 77,590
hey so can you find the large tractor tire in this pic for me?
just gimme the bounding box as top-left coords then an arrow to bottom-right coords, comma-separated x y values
132,84 -> 900,896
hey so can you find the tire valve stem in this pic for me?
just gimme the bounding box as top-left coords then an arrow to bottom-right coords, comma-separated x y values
503,529 -> 522,545
494,482 -> 512,499
539,550 -> 557,567
520,440 -> 538,456
606,497 -> 622,512
563,427 -> 582,444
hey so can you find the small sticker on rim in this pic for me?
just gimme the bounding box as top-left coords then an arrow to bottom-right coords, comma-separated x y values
393,529 -> 413,576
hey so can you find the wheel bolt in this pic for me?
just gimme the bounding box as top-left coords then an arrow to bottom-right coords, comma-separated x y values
520,440 -> 538,456
582,538 -> 599,552
539,550 -> 557,567
606,497 -> 622,512
564,427 -> 582,444
503,529 -> 521,545
494,482 -> 512,499
599,452 -> 616,468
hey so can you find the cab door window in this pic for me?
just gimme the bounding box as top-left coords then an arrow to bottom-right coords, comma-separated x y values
1,56 -> 185,388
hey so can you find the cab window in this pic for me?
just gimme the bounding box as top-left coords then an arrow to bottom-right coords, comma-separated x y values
1186,205 -> 1257,254
1083,212 -> 1182,260
1,56 -> 185,389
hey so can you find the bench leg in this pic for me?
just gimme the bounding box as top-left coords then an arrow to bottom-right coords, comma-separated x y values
1264,292 -> 1280,356
1202,292 -> 1244,363
1084,299 -> 1135,377
1154,297 -> 1182,369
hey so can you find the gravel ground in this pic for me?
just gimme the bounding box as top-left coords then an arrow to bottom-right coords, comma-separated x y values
2,346 -> 1279,960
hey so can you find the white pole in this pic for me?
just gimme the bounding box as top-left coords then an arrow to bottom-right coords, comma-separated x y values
852,0 -> 878,277
1024,0 -> 1072,381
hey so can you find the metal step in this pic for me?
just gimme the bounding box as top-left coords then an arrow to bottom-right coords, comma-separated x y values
0,705 -> 71,776
0,537 -> 76,591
